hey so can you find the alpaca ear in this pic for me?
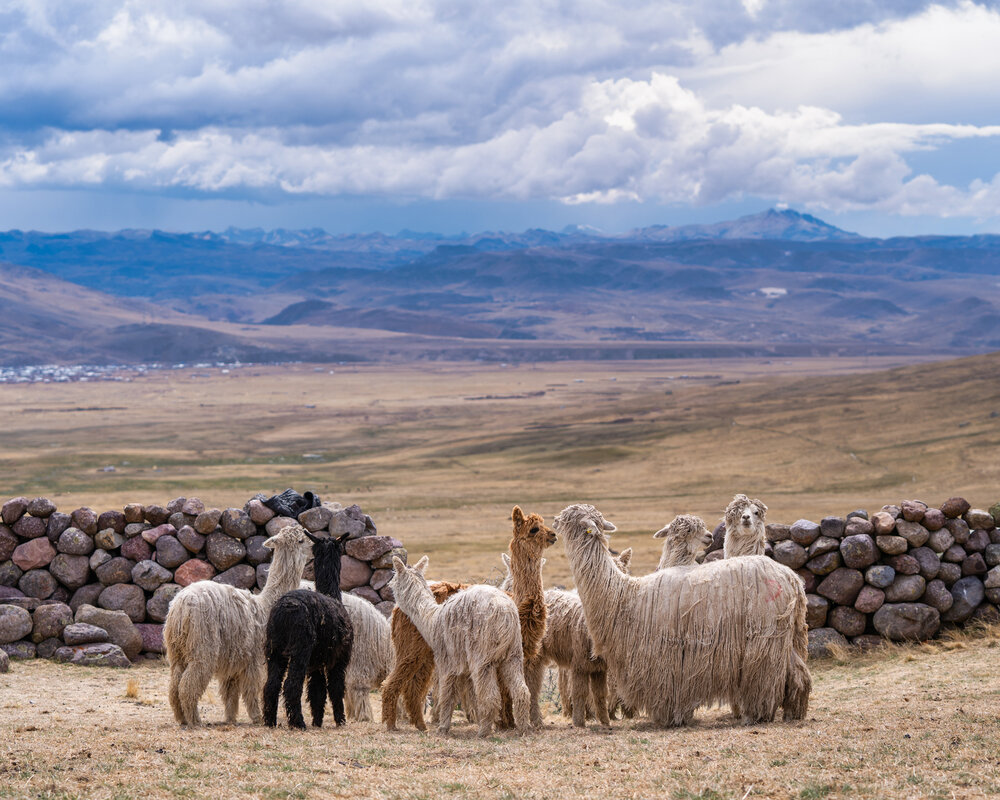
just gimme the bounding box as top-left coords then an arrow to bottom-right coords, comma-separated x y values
263,535 -> 276,550
618,547 -> 632,566
414,555 -> 429,575
501,553 -> 511,567
754,499 -> 768,517
653,525 -> 669,539
601,518 -> 617,533
336,531 -> 350,544
511,506 -> 524,525
541,557 -> 547,567
303,530 -> 322,544
392,556 -> 406,574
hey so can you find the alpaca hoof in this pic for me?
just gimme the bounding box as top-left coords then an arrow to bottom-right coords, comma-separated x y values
289,719 -> 307,730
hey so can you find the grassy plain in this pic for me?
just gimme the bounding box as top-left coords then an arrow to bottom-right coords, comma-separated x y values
1,353 -> 998,583
3,629 -> 1000,800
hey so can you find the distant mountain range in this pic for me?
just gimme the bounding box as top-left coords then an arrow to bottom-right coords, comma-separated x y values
1,209 -> 998,365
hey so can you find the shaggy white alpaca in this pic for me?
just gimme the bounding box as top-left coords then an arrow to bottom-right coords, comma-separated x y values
556,503 -> 810,727
165,524 -> 312,726
655,515 -> 714,570
301,580 -> 394,723
389,555 -> 532,737
524,548 -> 632,728
724,494 -> 768,558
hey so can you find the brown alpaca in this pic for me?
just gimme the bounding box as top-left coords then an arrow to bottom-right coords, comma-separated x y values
381,579 -> 467,731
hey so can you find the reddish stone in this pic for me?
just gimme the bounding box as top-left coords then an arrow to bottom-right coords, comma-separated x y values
140,523 -> 175,545
940,497 -> 970,518
97,511 -> 126,534
12,538 -> 56,571
855,585 -> 885,614
174,559 -> 216,586
135,623 -> 164,654
922,508 -> 945,531
120,536 -> 152,563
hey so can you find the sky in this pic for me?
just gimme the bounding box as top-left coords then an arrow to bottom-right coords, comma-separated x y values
1,0 -> 1000,237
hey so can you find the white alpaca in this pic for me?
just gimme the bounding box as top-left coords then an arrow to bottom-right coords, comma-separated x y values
724,494 -> 768,558
655,514 -> 714,570
300,580 -> 394,722
389,555 -> 532,737
556,503 -> 810,727
165,524 -> 312,726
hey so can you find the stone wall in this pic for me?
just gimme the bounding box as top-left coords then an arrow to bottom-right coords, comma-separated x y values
703,496 -> 1000,655
0,494 -> 403,667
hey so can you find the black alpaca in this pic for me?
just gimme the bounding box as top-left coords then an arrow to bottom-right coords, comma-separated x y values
263,530 -> 354,729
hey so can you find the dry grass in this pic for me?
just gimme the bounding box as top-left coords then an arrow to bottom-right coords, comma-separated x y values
3,627 -> 1000,800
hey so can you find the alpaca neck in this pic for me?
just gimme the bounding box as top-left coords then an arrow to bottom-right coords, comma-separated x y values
509,547 -> 543,605
259,550 -> 306,608
314,562 -> 343,601
564,531 -> 634,645
725,525 -> 765,558
657,538 -> 695,570
393,578 -> 441,643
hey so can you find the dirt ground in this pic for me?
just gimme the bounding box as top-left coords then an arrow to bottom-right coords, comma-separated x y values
3,628 -> 1000,800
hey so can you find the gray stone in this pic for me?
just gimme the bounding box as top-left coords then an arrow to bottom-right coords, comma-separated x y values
181,497 -> 206,517
340,556 -> 372,590
95,557 -> 135,586
846,509 -> 869,521
2,497 -> 28,525
852,634 -> 888,652
938,562 -> 962,586
944,518 -> 970,544
247,498 -> 275,524
93,528 -> 123,551
840,534 -> 877,569
808,535 -> 840,558
166,497 -> 187,514
895,520 -> 929,548
349,586 -> 382,605
966,529 -> 991,553
844,517 -> 875,538
772,540 -> 807,570
256,562 -> 270,590
880,504 -> 901,519
922,508 -> 946,531
829,605 -> 866,637
971,603 -> 1000,625
19,569 -> 57,599
943,544 -> 967,563
817,568 -> 865,606
819,517 -> 846,539
965,509 -> 996,531
53,642 -> 131,667
961,553 -> 987,577
371,546 -> 407,570
375,601 -> 394,618
345,535 -> 396,563
132,560 -> 173,591
900,500 -> 928,522
244,535 -> 270,566
807,627 -> 849,658
986,565 -> 1000,590
986,544 -> 1000,568
875,535 -> 908,555
0,585 -> 23,600
265,516 -> 298,536
0,647 -> 7,672
71,507 -> 98,536
58,528 -> 95,556
46,513 -> 72,543
194,509 -> 223,535
124,522 -> 148,538
75,604 -> 141,660
13,515 -> 47,541
0,604 -> 33,643
124,504 -> 145,524
2,640 -> 36,659
789,519 -> 821,546
910,547 -> 941,581
31,602 -> 72,643
176,525 -> 206,554
765,523 -> 790,542
921,579 -> 954,613
884,575 -> 926,603
168,512 -> 196,531
69,583 -> 104,614
0,560 -> 22,588
89,549 -> 112,572
213,564 -> 256,590
329,504 -> 376,539
855,584 -> 885,614
97,511 -> 126,535
48,554 -> 91,590
805,594 -> 828,629
887,554 -> 920,575
155,535 -> 190,569
205,532 -> 246,571
0,527 -> 16,562
795,568 -> 817,593
220,508 -> 256,540
144,505 -> 170,525
942,576 -> 985,623
873,603 -> 940,641
370,568 -> 393,591
146,583 -> 182,623
940,497 -> 970,518
98,584 -> 146,623
805,551 -> 841,575
62,622 -> 110,645
35,637 -> 61,659
298,505 -> 333,532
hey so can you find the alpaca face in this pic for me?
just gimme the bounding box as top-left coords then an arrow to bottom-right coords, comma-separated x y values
554,504 -> 617,542
510,506 -> 558,556
725,494 -> 767,532
263,524 -> 312,554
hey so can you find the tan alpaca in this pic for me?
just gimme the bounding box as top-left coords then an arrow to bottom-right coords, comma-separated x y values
724,494 -> 768,558
556,503 -> 810,727
389,555 -> 532,737
526,547 -> 633,728
164,524 -> 312,726
655,514 -> 714,569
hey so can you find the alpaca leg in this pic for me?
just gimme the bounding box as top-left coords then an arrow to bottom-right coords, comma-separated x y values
220,675 -> 241,724
327,658 -> 349,726
347,687 -> 372,722
282,658 -> 309,730
379,659 -> 408,730
435,673 -> 457,736
496,670 -> 515,730
470,665 -> 500,738
524,657 -> 545,728
558,667 -> 572,718
782,653 -> 811,721
589,670 -> 611,727
240,663 -> 264,725
403,660 -> 435,731
498,656 -> 532,734
570,669 -> 589,728
263,652 -> 288,728
307,670 -> 327,728
168,661 -> 185,724
178,662 -> 212,727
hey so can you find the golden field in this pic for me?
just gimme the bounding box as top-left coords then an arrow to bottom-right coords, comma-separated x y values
1,354 -> 997,583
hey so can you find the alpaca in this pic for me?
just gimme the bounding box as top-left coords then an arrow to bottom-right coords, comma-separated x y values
381,578 -> 468,731
263,531 -> 354,729
724,494 -> 768,558
165,524 -> 312,726
556,503 -> 810,727
389,555 -> 532,737
655,514 -> 714,569
530,547 -> 633,728
300,579 -> 395,723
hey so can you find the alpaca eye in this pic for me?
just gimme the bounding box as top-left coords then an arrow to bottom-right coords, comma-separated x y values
530,526 -> 539,534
